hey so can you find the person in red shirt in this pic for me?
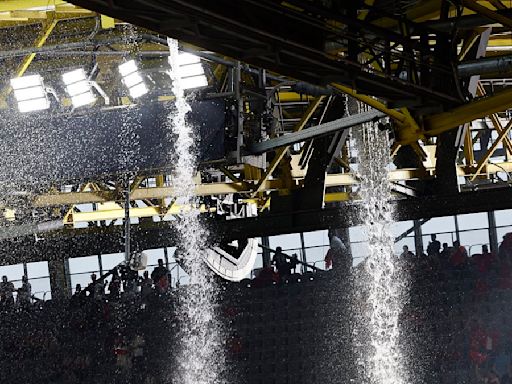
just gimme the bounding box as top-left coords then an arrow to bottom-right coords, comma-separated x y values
450,240 -> 468,268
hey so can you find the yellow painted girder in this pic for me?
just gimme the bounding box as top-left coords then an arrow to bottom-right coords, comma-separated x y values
0,0 -> 68,12
276,92 -> 314,103
424,87 -> 512,135
65,204 -> 216,224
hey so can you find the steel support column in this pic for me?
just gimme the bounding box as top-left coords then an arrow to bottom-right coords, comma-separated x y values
488,211 -> 499,254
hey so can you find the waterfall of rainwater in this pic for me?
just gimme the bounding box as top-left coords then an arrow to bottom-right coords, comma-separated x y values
167,37 -> 224,384
354,112 -> 408,384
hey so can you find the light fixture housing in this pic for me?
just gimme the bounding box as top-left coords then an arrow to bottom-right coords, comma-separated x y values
171,52 -> 208,90
118,60 -> 148,99
62,68 -> 96,108
10,74 -> 50,113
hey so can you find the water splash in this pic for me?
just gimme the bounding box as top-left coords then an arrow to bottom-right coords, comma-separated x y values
167,37 -> 224,384
354,115 -> 407,384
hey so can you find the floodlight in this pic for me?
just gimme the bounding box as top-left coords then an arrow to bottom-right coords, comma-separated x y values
10,74 -> 43,89
180,76 -> 208,90
118,60 -> 138,77
10,74 -> 50,113
178,63 -> 204,78
71,91 -> 96,108
62,68 -> 96,108
169,52 -> 208,91
128,83 -> 148,99
17,98 -> 50,113
178,52 -> 201,66
118,60 -> 148,99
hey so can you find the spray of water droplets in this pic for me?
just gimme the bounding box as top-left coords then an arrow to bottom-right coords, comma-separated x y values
354,112 -> 408,384
167,37 -> 224,384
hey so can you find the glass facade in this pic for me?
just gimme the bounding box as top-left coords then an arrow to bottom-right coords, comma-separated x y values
0,209 -> 510,296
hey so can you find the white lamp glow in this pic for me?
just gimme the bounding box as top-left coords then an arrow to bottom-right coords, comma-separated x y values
62,68 -> 96,108
10,74 -> 50,113
170,52 -> 208,91
118,60 -> 148,99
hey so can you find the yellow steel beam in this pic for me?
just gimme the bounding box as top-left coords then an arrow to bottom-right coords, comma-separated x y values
461,0 -> 512,29
276,92 -> 314,103
0,18 -> 58,108
423,87 -> 512,136
100,14 -> 114,29
30,158 -> 512,209
252,96 -> 325,194
470,119 -> 512,180
65,204 -> 216,224
463,126 -> 475,165
331,83 -> 421,143
0,0 -> 68,12
17,19 -> 58,76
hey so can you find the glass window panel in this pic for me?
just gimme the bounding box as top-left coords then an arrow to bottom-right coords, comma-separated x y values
495,210 -> 512,226
458,229 -> 489,255
253,253 -> 263,270
303,246 -> 328,269
457,212 -> 488,230
302,230 -> 329,247
101,253 -> 125,271
421,216 -> 455,234
143,248 -> 165,267
269,234 -> 301,251
30,277 -> 51,300
349,226 -> 367,242
68,256 -> 99,274
0,264 -> 24,283
27,261 -> 49,279
70,272 -> 97,291
392,221 -> 414,238
351,242 -> 369,264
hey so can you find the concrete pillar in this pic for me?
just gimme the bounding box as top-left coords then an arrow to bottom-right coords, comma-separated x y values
48,257 -> 72,301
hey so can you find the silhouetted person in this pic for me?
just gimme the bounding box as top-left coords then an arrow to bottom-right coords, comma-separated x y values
400,245 -> 415,258
450,240 -> 468,268
108,269 -> 121,298
272,247 -> 289,281
499,233 -> 512,261
89,273 -> 105,301
0,275 -> 14,309
139,271 -> 153,299
151,259 -> 169,294
289,253 -> 300,274
17,275 -> 31,308
70,284 -> 85,308
427,234 -> 441,256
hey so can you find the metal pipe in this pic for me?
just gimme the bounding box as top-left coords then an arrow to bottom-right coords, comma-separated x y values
458,55 -> 512,77
248,109 -> 385,154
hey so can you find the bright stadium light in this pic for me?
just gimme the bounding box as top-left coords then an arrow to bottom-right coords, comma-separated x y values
118,60 -> 148,99
171,52 -> 208,90
10,74 -> 50,113
62,68 -> 96,108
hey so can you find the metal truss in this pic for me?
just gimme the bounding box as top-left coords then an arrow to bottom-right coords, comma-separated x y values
0,0 -> 512,249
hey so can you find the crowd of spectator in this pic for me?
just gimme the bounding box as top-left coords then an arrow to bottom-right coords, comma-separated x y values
398,233 -> 512,384
1,233 -> 512,383
0,258 -> 178,383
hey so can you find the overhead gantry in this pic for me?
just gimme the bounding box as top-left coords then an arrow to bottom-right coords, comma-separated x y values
0,0 -> 510,258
